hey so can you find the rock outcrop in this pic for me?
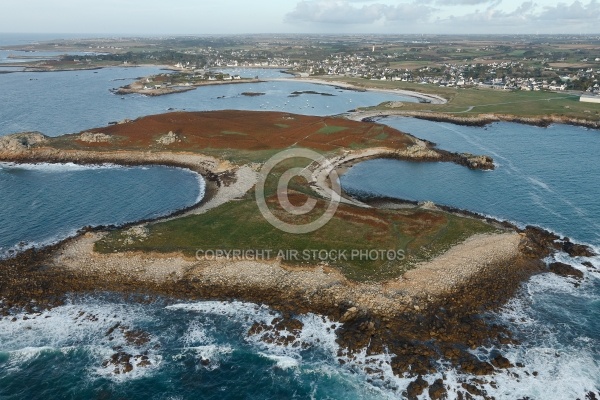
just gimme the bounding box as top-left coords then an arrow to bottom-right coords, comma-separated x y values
462,153 -> 495,170
0,132 -> 47,152
156,131 -> 181,145
548,261 -> 584,279
78,132 -> 113,143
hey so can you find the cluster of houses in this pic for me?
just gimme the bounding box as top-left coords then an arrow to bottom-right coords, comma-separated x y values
167,46 -> 600,94
142,71 -> 245,90
291,56 -> 599,93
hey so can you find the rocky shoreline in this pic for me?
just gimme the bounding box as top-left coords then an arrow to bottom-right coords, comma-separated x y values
0,124 -> 596,397
114,78 -> 262,97
352,109 -> 600,130
0,212 -> 590,396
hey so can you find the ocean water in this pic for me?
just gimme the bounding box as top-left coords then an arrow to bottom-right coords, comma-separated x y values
0,296 -> 394,400
0,33 -> 109,66
0,67 -> 415,137
0,162 -> 204,257
341,117 -> 600,398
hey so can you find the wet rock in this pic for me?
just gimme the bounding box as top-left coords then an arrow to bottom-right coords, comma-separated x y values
462,358 -> 494,376
428,379 -> 448,400
273,317 -> 304,333
491,354 -> 513,369
462,382 -> 485,397
247,317 -> 303,347
103,352 -> 152,374
124,329 -> 151,346
548,262 -> 584,280
582,261 -> 595,269
248,321 -> 266,336
105,323 -> 120,336
135,355 -> 151,368
561,241 -> 596,258
405,375 -> 429,399
586,391 -> 599,400
103,352 -> 134,374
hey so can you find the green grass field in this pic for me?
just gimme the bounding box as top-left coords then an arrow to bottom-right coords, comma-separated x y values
95,160 -> 498,282
317,76 -> 600,120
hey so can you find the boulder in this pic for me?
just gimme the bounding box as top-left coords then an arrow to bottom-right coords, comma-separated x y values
156,131 -> 181,145
548,262 -> 584,279
405,375 -> 429,399
561,241 -> 596,257
428,379 -> 448,400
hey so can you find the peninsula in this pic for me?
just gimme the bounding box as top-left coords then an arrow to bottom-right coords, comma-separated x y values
114,71 -> 262,96
0,110 -> 592,397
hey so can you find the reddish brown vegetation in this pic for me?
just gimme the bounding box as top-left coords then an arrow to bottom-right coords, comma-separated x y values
79,110 -> 413,152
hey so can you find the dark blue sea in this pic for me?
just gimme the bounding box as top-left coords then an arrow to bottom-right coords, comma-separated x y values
0,34 -> 599,399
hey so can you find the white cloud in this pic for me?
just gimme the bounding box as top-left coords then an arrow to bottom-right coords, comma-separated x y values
285,0 -> 435,24
433,0 -> 600,33
538,0 -> 600,21
427,0 -> 493,4
284,0 -> 600,33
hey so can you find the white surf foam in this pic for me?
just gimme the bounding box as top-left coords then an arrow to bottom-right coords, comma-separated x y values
0,297 -> 162,381
0,161 -> 122,173
259,353 -> 300,370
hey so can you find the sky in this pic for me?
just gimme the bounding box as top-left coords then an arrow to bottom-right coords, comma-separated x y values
1,0 -> 599,35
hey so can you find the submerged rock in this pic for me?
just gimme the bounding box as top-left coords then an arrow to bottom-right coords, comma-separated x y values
102,352 -> 152,374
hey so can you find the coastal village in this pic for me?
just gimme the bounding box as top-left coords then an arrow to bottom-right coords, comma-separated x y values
165,41 -> 600,95
6,35 -> 600,99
